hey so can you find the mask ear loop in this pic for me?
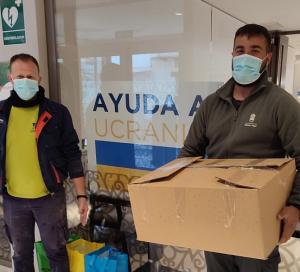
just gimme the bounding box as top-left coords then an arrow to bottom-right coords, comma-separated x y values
259,55 -> 269,73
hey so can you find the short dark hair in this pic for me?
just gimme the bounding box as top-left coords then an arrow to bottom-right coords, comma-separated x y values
9,53 -> 40,72
234,24 -> 271,52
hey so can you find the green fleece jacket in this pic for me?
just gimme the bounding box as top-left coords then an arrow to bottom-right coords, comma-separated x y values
179,73 -> 300,207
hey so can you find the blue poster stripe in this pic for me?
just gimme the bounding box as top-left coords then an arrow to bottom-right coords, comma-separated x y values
95,140 -> 181,171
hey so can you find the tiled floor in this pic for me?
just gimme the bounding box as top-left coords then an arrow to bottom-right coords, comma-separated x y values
0,265 -> 12,272
1,230 -> 300,271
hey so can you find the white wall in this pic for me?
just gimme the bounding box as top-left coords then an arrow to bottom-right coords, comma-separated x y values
294,61 -> 300,97
285,45 -> 296,95
0,0 -> 49,95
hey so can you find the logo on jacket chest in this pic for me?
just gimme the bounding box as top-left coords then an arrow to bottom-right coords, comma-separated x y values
31,122 -> 36,132
244,113 -> 258,128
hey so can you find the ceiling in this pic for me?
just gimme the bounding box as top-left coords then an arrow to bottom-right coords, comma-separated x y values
203,0 -> 300,32
203,0 -> 300,54
56,0 -> 300,53
57,0 -> 300,32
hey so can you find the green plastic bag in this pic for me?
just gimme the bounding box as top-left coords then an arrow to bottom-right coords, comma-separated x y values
35,241 -> 50,272
35,234 -> 80,272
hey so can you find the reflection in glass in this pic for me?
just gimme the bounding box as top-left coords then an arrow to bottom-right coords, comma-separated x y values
132,52 -> 178,83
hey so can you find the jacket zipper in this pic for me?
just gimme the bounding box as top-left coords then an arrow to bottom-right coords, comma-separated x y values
0,115 -> 7,186
35,111 -> 57,190
35,111 -> 52,141
226,99 -> 249,158
50,163 -> 61,184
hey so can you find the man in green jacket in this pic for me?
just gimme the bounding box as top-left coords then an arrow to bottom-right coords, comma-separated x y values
180,24 -> 300,272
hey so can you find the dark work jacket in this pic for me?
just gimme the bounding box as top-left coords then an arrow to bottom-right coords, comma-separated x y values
179,73 -> 300,208
0,89 -> 84,194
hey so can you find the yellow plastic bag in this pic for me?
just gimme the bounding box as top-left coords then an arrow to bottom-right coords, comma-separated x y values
67,239 -> 104,272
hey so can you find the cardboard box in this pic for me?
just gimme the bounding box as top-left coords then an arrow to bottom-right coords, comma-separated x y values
128,157 -> 296,259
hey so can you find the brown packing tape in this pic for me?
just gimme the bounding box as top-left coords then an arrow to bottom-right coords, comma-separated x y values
245,158 -> 266,166
188,158 -> 265,168
190,158 -> 293,168
244,158 -> 292,167
187,159 -> 227,168
197,159 -> 227,166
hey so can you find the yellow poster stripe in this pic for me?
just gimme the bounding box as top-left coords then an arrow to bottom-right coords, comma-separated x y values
96,165 -> 149,191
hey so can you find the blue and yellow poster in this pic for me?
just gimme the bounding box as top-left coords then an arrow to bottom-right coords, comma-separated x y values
86,82 -> 221,192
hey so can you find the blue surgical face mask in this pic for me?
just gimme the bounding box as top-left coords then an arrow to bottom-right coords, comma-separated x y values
232,54 -> 266,85
13,78 -> 39,100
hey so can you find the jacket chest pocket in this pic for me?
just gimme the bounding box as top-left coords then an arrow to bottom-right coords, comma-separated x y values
39,123 -> 61,148
237,116 -> 277,144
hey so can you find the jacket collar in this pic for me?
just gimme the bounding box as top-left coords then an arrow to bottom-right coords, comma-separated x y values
216,72 -> 270,102
10,86 -> 45,107
0,86 -> 56,118
0,99 -> 12,119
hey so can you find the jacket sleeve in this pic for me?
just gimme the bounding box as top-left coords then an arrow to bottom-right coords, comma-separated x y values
276,91 -> 300,208
178,99 -> 208,158
61,106 -> 84,179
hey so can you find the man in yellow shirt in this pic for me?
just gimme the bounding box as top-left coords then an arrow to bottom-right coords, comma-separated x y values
0,54 -> 88,271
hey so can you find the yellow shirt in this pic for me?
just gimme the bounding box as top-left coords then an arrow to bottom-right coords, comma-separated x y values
6,106 -> 48,198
